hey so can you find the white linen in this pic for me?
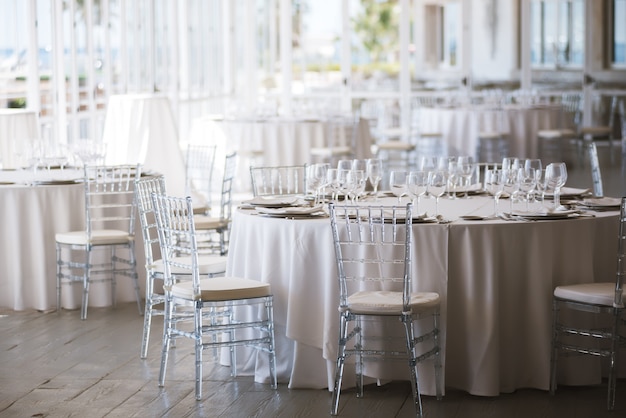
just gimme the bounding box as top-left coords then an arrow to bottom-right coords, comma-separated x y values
225,194 -> 620,396
102,94 -> 186,196
0,172 -> 146,311
0,109 -> 39,170
419,105 -> 562,159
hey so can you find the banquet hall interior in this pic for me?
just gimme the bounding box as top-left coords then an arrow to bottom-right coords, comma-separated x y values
1,0 -> 626,417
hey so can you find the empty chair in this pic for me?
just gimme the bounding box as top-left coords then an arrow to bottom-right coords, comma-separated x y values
192,152 -> 237,255
586,141 -> 604,197
328,203 -> 443,417
310,115 -> 357,166
152,192 -> 277,400
550,197 -> 626,410
185,143 -> 217,215
579,95 -> 619,163
249,164 -> 307,197
56,164 -> 142,320
134,175 -> 228,359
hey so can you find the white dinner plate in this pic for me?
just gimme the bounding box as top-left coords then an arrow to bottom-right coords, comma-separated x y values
510,209 -> 577,220
578,197 -> 622,209
254,205 -> 324,217
242,196 -> 301,207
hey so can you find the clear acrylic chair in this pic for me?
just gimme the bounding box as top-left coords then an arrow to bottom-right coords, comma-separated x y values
192,152 -> 238,255
185,143 -> 217,215
134,175 -> 228,359
249,164 -> 307,197
55,164 -> 142,320
310,115 -> 357,166
152,192 -> 277,400
550,196 -> 626,410
328,203 -> 443,417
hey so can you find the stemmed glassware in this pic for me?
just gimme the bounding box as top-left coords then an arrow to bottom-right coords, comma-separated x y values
457,156 -> 474,198
447,160 -> 460,199
349,169 -> 367,202
427,170 -> 447,217
389,170 -> 409,203
517,167 -> 536,211
307,163 -> 329,205
485,168 -> 504,216
545,162 -> 568,210
366,158 -> 382,199
524,159 -> 542,206
326,168 -> 339,200
407,171 -> 429,215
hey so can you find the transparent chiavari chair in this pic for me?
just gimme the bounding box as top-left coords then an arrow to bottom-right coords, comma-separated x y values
134,175 -> 227,359
328,203 -> 443,417
310,115 -> 357,166
550,197 -> 626,410
249,164 -> 307,197
191,152 -> 237,255
55,164 -> 142,320
185,143 -> 217,215
152,192 -> 277,400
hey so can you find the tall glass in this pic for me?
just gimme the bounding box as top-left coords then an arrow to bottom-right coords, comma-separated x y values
366,158 -> 382,199
457,156 -> 474,198
389,170 -> 409,203
485,169 -> 504,216
427,170 -> 447,217
545,162 -> 568,209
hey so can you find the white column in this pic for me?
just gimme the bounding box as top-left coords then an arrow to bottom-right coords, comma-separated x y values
52,0 -> 67,142
340,0 -> 351,113
399,0 -> 411,134
520,0 -> 532,91
26,0 -> 40,115
280,0 -> 292,116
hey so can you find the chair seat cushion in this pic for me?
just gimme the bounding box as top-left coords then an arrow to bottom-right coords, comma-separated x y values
554,282 -> 621,307
537,130 -> 563,139
151,255 -> 227,275
55,229 -> 133,246
194,215 -> 229,230
376,141 -> 415,151
346,290 -> 440,315
580,126 -> 611,136
171,277 -> 271,301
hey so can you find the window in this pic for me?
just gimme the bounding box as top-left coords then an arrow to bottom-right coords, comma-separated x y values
530,0 -> 584,68
613,0 -> 626,66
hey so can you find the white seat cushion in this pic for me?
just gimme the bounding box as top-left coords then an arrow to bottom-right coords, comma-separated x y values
55,229 -> 133,246
376,141 -> 415,151
310,146 -> 352,156
345,290 -> 440,315
194,215 -> 229,230
537,130 -> 562,139
151,255 -> 227,275
554,282 -> 621,307
580,125 -> 611,136
171,277 -> 271,301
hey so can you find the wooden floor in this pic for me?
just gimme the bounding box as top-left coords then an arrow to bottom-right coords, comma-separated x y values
1,302 -> 625,418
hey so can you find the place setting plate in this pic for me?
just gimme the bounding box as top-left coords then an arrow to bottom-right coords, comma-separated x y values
576,197 -> 622,210
241,195 -> 302,208
254,205 -> 327,218
509,209 -> 579,220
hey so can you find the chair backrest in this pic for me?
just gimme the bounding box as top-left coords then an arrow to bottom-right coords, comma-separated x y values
249,165 -> 307,197
135,175 -> 167,265
615,197 -> 626,308
218,152 -> 237,222
185,144 -> 217,209
83,164 -> 141,236
324,114 -> 357,149
619,99 -> 626,140
151,193 -> 199,290
561,92 -> 582,131
329,203 -> 413,310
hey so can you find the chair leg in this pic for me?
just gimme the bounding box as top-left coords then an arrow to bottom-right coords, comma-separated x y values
356,317 -> 363,398
402,314 -> 424,418
194,301 -> 203,401
56,243 -> 62,314
266,297 -> 278,389
158,294 -> 173,388
433,310 -> 443,401
129,244 -> 143,315
81,249 -> 91,320
140,273 -> 155,359
607,310 -> 620,410
549,299 -> 559,395
331,313 -> 349,416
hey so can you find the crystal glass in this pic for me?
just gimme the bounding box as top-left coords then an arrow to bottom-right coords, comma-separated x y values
545,162 -> 568,209
366,158 -> 382,198
484,168 -> 504,216
517,167 -> 536,211
349,169 -> 367,202
427,170 -> 447,217
307,163 -> 329,205
389,170 -> 409,203
407,171 -> 429,214
447,160 -> 460,199
326,168 -> 339,200
337,159 -> 352,171
457,156 -> 474,198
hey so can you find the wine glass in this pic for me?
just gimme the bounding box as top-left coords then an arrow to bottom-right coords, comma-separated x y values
307,163 -> 329,205
389,170 -> 408,203
337,159 -> 352,171
545,162 -> 568,209
485,168 -> 504,216
417,156 -> 437,172
457,156 -> 474,198
524,159 -> 542,205
366,158 -> 382,199
517,167 -> 536,211
326,168 -> 339,201
447,160 -> 459,199
349,169 -> 367,202
427,170 -> 447,217
407,171 -> 429,215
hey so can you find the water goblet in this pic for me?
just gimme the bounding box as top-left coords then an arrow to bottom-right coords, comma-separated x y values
485,168 -> 504,216
427,170 -> 447,217
407,171 -> 429,215
457,156 -> 474,198
517,167 -> 536,211
545,162 -> 568,210
366,158 -> 382,199
389,170 -> 409,204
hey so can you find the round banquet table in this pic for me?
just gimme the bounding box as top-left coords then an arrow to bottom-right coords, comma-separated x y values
0,169 -> 146,312
225,192 -> 622,396
419,104 -> 564,159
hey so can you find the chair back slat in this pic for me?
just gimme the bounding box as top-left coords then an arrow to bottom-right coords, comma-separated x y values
249,165 -> 306,197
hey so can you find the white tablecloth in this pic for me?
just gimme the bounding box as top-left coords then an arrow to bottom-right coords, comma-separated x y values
0,109 -> 39,170
102,94 -> 186,196
225,194 -> 620,396
0,169 -> 146,311
419,105 -> 563,159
